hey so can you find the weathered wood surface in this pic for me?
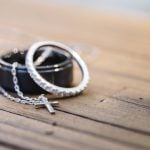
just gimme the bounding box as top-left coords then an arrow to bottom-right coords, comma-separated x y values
0,0 -> 150,150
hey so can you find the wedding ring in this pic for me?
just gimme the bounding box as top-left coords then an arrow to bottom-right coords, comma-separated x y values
26,41 -> 90,97
0,48 -> 73,94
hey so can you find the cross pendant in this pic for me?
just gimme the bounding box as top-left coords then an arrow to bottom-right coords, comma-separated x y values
34,94 -> 59,114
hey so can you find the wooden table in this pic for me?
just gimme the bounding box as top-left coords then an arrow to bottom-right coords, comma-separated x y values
0,0 -> 150,150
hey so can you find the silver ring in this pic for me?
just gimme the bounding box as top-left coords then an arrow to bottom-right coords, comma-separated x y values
26,41 -> 90,97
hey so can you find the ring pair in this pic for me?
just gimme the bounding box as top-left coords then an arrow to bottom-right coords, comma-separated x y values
0,41 -> 89,97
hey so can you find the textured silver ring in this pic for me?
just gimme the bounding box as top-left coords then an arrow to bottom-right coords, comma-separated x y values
26,41 -> 90,97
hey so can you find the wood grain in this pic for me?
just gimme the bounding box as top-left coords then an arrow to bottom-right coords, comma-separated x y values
0,0 -> 150,150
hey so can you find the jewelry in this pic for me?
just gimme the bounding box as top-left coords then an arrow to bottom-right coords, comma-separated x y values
0,62 -> 59,114
34,47 -> 52,66
0,48 -> 73,94
26,41 -> 90,97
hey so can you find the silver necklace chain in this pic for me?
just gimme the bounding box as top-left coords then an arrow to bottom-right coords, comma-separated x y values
0,62 -> 39,105
0,62 -> 59,113
11,62 -> 39,104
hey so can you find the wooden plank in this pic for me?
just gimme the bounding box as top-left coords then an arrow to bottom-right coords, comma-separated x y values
0,145 -> 14,150
0,97 -> 150,150
112,88 -> 150,108
0,0 -> 149,150
0,110 -> 144,150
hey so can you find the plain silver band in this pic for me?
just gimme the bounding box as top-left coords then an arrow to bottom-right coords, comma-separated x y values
26,41 -> 90,97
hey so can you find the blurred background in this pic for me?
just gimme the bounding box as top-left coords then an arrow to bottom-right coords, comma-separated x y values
43,0 -> 150,18
0,0 -> 149,59
0,0 -> 148,72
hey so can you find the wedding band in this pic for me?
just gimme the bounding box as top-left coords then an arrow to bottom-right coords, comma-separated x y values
26,41 -> 90,97
0,49 -> 73,94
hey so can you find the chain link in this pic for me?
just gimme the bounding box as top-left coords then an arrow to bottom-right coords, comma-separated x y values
0,62 -> 41,105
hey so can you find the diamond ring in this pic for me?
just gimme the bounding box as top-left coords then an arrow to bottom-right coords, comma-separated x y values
26,41 -> 90,97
